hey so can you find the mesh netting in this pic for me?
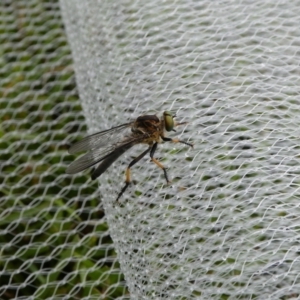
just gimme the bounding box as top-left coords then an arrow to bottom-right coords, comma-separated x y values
2,0 -> 300,299
1,1 -> 126,299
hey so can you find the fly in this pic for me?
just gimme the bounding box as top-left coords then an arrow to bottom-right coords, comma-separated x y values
66,111 -> 193,201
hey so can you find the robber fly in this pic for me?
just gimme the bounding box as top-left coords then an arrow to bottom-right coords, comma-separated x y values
66,111 -> 193,201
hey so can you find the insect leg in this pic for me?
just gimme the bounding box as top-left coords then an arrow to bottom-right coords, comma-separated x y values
150,142 -> 171,184
91,143 -> 134,180
161,136 -> 193,148
116,146 -> 151,201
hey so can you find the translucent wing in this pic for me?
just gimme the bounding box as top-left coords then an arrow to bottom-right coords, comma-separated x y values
68,122 -> 133,154
66,130 -> 148,174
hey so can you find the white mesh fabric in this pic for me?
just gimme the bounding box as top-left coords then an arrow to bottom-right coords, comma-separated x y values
60,0 -> 300,299
2,0 -> 300,299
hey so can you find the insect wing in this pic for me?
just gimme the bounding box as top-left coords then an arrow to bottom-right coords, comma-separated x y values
66,143 -> 119,174
68,122 -> 133,154
66,130 -> 148,174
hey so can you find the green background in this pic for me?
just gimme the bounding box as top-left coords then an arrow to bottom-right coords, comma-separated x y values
0,1 -> 127,299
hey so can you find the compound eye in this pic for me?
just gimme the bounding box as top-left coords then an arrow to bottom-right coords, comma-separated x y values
163,111 -> 174,132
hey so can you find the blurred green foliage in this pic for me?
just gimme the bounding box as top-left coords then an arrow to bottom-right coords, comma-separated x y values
0,1 -> 127,299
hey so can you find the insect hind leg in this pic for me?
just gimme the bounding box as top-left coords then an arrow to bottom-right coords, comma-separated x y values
116,146 -> 151,201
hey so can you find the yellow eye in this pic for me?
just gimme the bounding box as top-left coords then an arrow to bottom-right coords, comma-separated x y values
163,111 -> 174,132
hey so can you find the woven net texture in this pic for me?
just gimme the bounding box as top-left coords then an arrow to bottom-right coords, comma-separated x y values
1,1 -> 126,300
2,0 -> 300,299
